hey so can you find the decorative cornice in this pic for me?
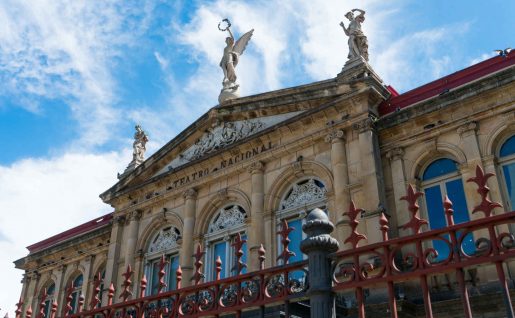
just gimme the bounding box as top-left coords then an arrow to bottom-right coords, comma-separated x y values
457,121 -> 478,137
247,161 -> 265,174
183,188 -> 198,200
324,129 -> 346,144
386,147 -> 404,161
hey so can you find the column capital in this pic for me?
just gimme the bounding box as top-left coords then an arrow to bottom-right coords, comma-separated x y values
129,209 -> 143,221
457,121 -> 478,137
324,129 -> 346,143
352,117 -> 375,133
386,147 -> 404,161
183,188 -> 198,200
115,215 -> 126,226
247,161 -> 265,174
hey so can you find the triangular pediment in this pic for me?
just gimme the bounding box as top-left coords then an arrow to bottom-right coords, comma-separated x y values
152,112 -> 302,177
100,72 -> 388,203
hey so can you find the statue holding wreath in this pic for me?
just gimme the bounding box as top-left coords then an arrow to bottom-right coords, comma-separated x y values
217,18 -> 254,103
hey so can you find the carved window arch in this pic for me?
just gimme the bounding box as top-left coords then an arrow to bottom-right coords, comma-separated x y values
205,204 -> 248,281
68,274 -> 83,314
144,226 -> 182,295
420,158 -> 474,261
498,135 -> 515,211
277,178 -> 327,264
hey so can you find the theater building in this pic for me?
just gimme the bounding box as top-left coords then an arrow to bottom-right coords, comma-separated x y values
14,43 -> 515,316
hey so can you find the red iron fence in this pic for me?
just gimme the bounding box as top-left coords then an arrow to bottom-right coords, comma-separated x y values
16,165 -> 515,318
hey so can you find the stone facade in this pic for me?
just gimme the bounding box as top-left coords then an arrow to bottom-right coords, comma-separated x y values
14,54 -> 515,316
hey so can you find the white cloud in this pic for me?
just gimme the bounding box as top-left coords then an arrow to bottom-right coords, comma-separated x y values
0,151 -> 128,314
0,1 -> 156,149
154,51 -> 170,70
469,52 -> 495,65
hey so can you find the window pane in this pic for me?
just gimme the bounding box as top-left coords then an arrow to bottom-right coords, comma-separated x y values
445,179 -> 474,256
445,179 -> 470,224
425,186 -> 445,229
422,158 -> 458,181
241,234 -> 248,274
73,275 -> 83,288
424,185 -> 449,261
213,241 -> 227,279
287,219 -> 303,263
151,261 -> 160,295
503,163 -> 515,210
168,255 -> 179,290
500,136 -> 515,157
47,284 -> 55,295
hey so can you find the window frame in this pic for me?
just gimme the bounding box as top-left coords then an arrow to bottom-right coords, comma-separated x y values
498,135 -> 515,211
276,177 -> 328,265
144,226 -> 182,295
204,204 -> 248,281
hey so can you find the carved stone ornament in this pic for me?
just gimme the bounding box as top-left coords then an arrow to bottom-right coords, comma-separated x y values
352,117 -> 374,133
248,161 -> 265,174
148,227 -> 182,254
183,188 -> 198,200
325,129 -> 346,143
183,120 -> 264,161
209,205 -> 247,233
281,179 -> 327,210
457,121 -> 478,136
386,147 -> 404,161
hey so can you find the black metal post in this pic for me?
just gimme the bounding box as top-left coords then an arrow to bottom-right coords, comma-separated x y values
301,208 -> 340,318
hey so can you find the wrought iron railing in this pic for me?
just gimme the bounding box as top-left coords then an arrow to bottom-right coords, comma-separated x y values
15,165 -> 515,318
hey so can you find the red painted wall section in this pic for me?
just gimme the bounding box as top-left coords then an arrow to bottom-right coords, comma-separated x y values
26,212 -> 113,253
379,51 -> 515,116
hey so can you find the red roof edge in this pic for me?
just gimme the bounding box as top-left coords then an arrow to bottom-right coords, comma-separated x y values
26,212 -> 114,253
379,51 -> 515,116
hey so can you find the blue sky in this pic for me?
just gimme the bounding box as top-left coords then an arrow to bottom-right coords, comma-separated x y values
0,0 -> 514,314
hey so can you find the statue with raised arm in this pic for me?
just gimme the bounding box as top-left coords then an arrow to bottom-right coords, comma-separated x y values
133,124 -> 148,165
340,9 -> 369,61
218,18 -> 254,103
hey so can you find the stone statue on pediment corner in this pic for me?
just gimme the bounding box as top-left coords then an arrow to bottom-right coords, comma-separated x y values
340,8 -> 369,62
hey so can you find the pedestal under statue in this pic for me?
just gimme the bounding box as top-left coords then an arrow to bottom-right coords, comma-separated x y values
217,19 -> 254,104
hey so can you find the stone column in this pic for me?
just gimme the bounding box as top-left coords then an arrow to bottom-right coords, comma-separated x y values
26,272 -> 40,314
103,215 -> 125,304
457,122 -> 483,219
53,265 -> 66,315
325,130 -> 352,246
124,210 -> 143,268
353,117 -> 386,243
247,161 -> 265,271
82,256 -> 94,309
180,188 -> 197,286
387,147 -> 406,237
301,208 -> 339,318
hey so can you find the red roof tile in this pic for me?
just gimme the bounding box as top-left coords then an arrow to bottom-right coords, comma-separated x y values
26,212 -> 113,253
379,51 -> 515,116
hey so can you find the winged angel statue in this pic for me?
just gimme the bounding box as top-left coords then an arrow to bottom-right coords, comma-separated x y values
218,19 -> 254,103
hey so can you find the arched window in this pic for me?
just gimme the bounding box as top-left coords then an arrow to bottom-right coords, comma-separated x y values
499,135 -> 515,210
41,283 -> 55,318
277,178 -> 327,264
69,274 -> 83,314
144,226 -> 182,295
205,204 -> 248,280
421,158 -> 473,260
